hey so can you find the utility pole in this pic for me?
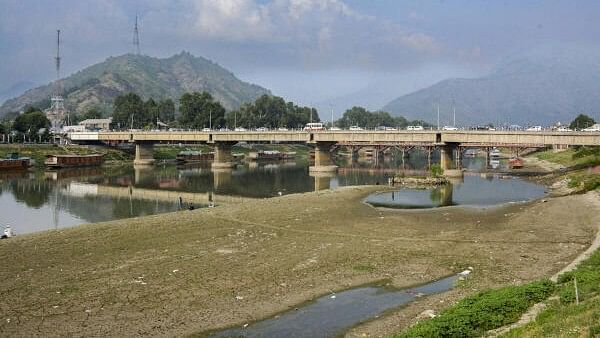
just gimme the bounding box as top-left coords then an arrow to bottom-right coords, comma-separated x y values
330,105 -> 334,128
437,103 -> 440,130
453,100 -> 456,127
209,109 -> 212,130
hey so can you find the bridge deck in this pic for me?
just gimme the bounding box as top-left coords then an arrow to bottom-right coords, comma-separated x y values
68,130 -> 600,146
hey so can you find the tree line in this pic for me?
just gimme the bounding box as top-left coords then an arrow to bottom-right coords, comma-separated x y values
334,106 -> 432,129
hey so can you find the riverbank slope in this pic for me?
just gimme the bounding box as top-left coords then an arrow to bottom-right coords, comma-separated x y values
0,184 -> 598,337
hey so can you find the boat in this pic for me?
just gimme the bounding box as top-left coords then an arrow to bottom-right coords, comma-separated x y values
464,149 -> 478,157
0,153 -> 31,170
176,150 -> 214,163
490,148 -> 501,158
247,150 -> 296,161
509,157 -> 524,169
45,154 -> 104,168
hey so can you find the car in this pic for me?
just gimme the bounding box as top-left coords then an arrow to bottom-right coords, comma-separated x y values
277,127 -> 289,131
407,125 -> 424,131
556,127 -> 573,132
202,128 -> 211,132
218,128 -> 230,132
256,127 -> 268,131
582,124 -> 600,132
384,127 -> 398,131
234,127 -> 247,132
526,126 -> 542,132
442,126 -> 458,131
349,126 -> 364,131
330,127 -> 342,131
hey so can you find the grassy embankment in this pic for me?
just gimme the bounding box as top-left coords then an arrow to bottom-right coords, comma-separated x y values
392,146 -> 600,337
535,146 -> 600,192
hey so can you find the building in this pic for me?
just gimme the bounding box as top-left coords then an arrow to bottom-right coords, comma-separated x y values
78,118 -> 112,131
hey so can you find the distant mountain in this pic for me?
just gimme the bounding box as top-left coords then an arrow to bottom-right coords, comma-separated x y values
0,81 -> 36,105
383,45 -> 600,126
0,52 -> 270,116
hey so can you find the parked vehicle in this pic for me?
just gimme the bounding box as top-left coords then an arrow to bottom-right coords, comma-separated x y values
256,127 -> 268,131
303,123 -> 326,131
526,126 -> 542,131
556,127 -> 573,132
349,126 -> 364,131
202,128 -> 211,132
442,126 -> 458,131
582,124 -> 600,132
330,127 -> 342,131
234,127 -> 247,131
407,125 -> 424,131
277,127 -> 289,131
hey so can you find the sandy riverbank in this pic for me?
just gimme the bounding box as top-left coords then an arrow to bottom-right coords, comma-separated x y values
0,185 -> 598,337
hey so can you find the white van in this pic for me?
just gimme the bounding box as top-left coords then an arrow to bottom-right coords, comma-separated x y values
407,125 -> 424,131
303,123 -> 325,131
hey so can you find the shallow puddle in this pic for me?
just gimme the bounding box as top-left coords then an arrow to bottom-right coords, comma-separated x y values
207,273 -> 463,338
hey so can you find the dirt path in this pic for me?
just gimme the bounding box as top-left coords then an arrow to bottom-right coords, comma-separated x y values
0,186 -> 598,337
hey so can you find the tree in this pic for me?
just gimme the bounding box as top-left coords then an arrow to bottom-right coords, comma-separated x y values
81,108 -> 102,120
179,92 -> 225,129
225,94 -> 319,129
158,99 -> 175,123
570,114 -> 596,130
112,93 -> 145,129
144,98 -> 159,128
13,108 -> 50,140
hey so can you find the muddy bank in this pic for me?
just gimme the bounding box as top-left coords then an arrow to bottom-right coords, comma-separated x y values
0,186 -> 598,337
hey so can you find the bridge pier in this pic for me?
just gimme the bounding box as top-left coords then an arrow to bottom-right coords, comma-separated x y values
310,171 -> 335,191
309,142 -> 338,173
440,144 -> 463,177
134,142 -> 155,166
212,168 -> 233,189
212,142 -> 236,169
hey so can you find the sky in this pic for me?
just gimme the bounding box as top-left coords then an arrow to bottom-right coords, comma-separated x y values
1,0 -> 600,114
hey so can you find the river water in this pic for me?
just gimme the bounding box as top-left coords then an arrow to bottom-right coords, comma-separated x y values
0,155 -> 544,235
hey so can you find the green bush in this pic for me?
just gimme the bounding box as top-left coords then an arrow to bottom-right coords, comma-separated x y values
430,164 -> 444,177
395,280 -> 555,338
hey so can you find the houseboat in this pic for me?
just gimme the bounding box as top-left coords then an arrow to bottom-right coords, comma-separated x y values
509,157 -> 524,169
0,153 -> 31,170
176,150 -> 214,163
45,154 -> 104,168
247,150 -> 296,161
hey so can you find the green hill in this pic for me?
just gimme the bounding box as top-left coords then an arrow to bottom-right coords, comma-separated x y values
0,51 -> 270,116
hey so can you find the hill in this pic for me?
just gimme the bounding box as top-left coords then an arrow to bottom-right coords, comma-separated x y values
383,45 -> 600,126
0,52 -> 270,116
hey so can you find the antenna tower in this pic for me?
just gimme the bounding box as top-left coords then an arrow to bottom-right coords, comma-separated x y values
133,14 -> 141,55
55,29 -> 61,80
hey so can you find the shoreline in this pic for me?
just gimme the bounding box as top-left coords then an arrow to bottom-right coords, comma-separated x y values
1,183 -> 598,337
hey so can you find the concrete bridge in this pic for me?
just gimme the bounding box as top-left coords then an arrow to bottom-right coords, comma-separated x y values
69,130 -> 600,173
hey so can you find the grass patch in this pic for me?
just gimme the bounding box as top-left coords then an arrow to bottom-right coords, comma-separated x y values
393,280 -> 554,338
353,264 -> 376,273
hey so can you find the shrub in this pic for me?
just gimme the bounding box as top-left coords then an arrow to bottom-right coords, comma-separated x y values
430,164 -> 444,177
395,280 -> 555,338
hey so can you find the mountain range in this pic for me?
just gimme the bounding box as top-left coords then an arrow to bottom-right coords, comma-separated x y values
383,45 -> 600,126
0,52 -> 270,116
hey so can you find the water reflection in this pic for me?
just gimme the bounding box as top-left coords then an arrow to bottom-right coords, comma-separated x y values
0,154 -> 539,235
365,173 -> 545,209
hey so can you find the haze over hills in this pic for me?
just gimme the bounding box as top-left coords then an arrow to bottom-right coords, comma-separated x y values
383,46 -> 600,126
0,52 -> 270,116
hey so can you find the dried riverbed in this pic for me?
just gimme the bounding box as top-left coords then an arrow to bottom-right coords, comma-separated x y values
0,185 -> 598,337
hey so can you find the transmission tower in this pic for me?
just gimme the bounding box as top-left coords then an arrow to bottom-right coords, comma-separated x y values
55,29 -> 61,80
133,14 -> 141,55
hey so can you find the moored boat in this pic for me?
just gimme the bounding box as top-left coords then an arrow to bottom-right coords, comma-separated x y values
45,154 -> 104,168
0,153 -> 31,170
509,157 -> 524,169
176,150 -> 214,163
247,150 -> 296,161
